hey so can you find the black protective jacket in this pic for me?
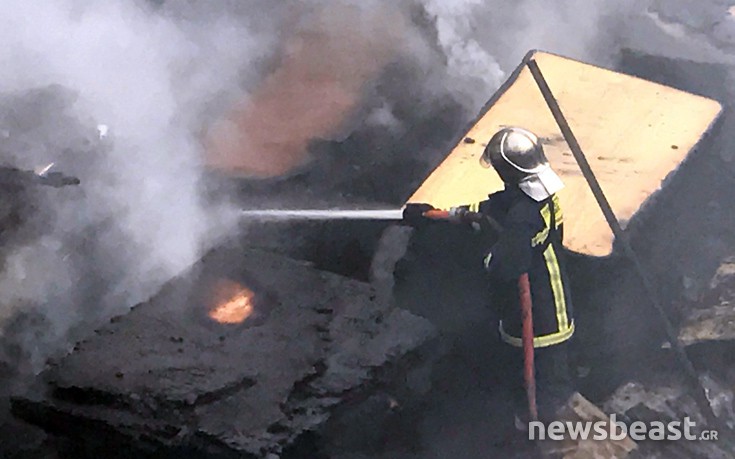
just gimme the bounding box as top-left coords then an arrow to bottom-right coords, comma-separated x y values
460,186 -> 574,348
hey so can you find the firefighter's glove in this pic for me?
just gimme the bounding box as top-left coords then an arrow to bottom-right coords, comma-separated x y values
402,203 -> 435,228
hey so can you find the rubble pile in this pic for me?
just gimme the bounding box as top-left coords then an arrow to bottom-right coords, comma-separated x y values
679,257 -> 735,345
603,381 -> 732,458
11,245 -> 434,458
596,256 -> 735,458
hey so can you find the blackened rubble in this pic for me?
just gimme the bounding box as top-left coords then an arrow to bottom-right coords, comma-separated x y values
11,244 -> 434,458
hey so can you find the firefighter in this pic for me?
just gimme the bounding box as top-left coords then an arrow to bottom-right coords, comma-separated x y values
403,126 -> 574,422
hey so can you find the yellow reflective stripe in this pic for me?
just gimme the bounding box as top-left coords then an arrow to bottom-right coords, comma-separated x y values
533,198 -> 562,247
553,195 -> 563,225
531,203 -> 551,247
531,228 -> 548,247
544,244 -> 569,330
499,320 -> 575,348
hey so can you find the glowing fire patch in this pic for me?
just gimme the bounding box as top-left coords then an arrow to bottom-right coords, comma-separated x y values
208,279 -> 255,325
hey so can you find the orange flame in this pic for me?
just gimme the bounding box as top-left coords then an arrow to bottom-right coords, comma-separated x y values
208,279 -> 255,324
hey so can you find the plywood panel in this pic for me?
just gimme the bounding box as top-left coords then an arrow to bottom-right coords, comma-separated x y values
406,51 -> 722,256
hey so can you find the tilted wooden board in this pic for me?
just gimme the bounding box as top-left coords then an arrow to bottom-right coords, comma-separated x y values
406,51 -> 722,256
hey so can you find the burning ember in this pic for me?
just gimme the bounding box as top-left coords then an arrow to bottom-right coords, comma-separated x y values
208,279 -> 256,324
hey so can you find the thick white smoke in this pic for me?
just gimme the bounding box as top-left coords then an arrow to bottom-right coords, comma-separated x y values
0,0 -> 262,370
420,0 -> 648,112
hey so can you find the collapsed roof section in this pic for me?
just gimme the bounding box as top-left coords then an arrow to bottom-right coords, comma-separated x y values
407,50 -> 723,256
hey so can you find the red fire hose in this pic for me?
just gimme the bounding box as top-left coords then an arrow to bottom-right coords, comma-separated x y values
518,272 -> 538,421
422,209 -> 450,220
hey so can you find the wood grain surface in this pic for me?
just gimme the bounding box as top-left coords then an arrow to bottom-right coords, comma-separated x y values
406,51 -> 722,256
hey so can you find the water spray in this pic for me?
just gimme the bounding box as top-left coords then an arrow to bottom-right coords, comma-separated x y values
239,208 -> 405,221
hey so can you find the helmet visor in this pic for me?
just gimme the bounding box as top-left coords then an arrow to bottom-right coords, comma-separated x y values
518,166 -> 565,201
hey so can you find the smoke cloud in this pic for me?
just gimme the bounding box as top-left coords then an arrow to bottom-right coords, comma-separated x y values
0,0 -> 728,379
0,0 -> 259,373
205,3 -> 414,178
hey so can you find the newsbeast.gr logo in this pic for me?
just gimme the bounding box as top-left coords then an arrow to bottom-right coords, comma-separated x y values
529,415 -> 719,442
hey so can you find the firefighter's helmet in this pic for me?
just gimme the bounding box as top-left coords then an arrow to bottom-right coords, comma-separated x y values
480,127 -> 564,201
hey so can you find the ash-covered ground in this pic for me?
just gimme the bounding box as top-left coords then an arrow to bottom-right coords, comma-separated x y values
3,0 -> 735,458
